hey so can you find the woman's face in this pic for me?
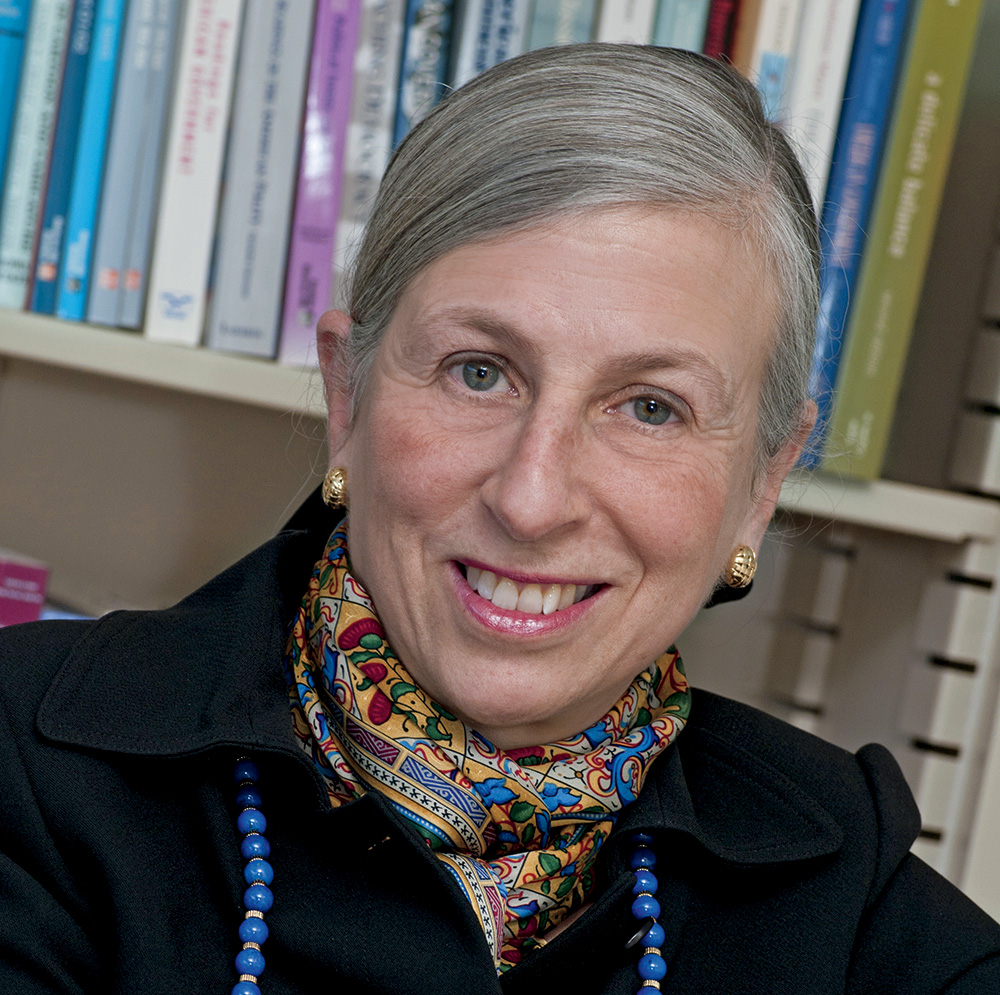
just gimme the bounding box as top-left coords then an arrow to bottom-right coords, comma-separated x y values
319,206 -> 806,748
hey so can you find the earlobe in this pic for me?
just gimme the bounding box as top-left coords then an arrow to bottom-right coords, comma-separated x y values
316,309 -> 354,453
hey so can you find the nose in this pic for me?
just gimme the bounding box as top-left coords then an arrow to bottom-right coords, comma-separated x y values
480,400 -> 593,542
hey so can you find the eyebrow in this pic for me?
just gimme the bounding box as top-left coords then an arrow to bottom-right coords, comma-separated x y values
416,305 -> 738,413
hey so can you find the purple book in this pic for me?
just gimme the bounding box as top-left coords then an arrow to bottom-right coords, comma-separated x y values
278,0 -> 363,367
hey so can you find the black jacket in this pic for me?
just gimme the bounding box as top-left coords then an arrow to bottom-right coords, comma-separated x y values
1,491 -> 999,994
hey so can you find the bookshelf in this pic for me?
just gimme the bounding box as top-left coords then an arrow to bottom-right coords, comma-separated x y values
1,0 -> 999,921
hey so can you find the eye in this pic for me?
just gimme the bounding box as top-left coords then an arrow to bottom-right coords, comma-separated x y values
457,359 -> 507,392
629,396 -> 674,426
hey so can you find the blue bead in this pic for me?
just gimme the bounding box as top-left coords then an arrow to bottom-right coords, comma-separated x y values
235,947 -> 265,976
236,786 -> 262,808
632,831 -> 655,845
237,809 -> 267,835
629,847 -> 657,871
239,917 -> 269,945
638,953 -> 667,981
234,760 -> 259,783
244,884 -> 274,912
631,894 -> 661,920
231,984 -> 260,995
632,869 -> 658,895
240,834 -> 271,860
645,921 -> 666,948
244,859 -> 273,886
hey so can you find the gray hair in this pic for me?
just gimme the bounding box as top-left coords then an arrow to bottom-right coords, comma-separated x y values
343,43 -> 819,473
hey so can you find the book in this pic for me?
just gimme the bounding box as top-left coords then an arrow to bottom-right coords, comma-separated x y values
526,0 -> 596,47
144,0 -> 245,347
800,0 -> 914,468
0,549 -> 48,628
392,0 -> 453,146
822,0 -> 986,479
278,0 -> 362,366
29,0 -> 98,316
652,0 -> 711,50
206,0 -> 315,358
702,0 -> 739,58
330,0 -> 406,307
595,0 -> 658,42
117,0 -> 184,329
0,0 -> 72,310
731,0 -> 805,120
450,0 -> 530,88
780,0 -> 862,205
0,1 -> 33,199
88,0 -> 172,327
55,0 -> 128,321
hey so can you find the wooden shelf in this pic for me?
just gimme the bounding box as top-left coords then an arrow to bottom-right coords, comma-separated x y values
0,309 -> 324,417
779,470 -> 1000,544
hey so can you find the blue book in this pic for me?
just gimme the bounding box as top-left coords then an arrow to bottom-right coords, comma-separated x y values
30,0 -> 97,315
800,0 -> 915,466
393,0 -> 453,146
0,1 -> 32,200
55,0 -> 127,322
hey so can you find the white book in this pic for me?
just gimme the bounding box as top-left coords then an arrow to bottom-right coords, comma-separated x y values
0,0 -> 72,310
594,0 -> 658,43
330,0 -> 406,306
781,0 -> 862,206
144,0 -> 245,346
206,0 -> 314,358
742,0 -> 806,121
450,0 -> 529,88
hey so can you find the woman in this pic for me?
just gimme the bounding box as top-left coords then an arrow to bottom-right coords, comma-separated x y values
1,44 -> 998,994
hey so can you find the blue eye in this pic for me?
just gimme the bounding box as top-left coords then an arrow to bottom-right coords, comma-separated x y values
462,361 -> 502,391
632,397 -> 672,425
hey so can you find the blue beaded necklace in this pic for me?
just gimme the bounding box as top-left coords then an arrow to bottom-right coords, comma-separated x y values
230,762 -> 666,993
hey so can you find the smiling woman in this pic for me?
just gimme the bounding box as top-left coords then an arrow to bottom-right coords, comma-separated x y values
1,43 -> 999,995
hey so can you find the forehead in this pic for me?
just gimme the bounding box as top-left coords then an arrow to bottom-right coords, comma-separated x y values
384,206 -> 780,394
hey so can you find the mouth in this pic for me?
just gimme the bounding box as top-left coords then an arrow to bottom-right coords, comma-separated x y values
457,563 -> 601,616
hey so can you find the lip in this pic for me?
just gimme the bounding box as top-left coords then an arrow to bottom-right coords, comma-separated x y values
449,561 -> 606,637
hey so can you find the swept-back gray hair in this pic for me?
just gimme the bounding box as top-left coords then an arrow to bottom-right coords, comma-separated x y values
343,43 -> 819,472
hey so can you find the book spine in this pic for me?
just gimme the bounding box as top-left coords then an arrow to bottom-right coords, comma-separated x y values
330,0 -> 405,306
737,0 -> 805,119
55,0 -> 127,321
393,0 -> 452,146
802,0 -> 914,468
0,0 -> 33,197
822,0 -> 986,479
118,0 -> 183,329
653,0 -> 710,49
526,0 -> 595,47
86,0 -> 158,327
144,0 -> 245,347
702,0 -> 738,58
278,0 -> 361,366
595,0 -> 658,42
488,0 -> 530,63
205,0 -> 315,358
0,0 -> 72,310
449,0 -> 494,87
780,0 -> 862,206
29,0 -> 97,316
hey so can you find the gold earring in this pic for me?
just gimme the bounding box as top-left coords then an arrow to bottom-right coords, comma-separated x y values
724,545 -> 757,588
322,466 -> 348,509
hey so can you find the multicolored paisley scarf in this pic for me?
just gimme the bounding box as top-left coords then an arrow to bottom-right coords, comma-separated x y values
285,520 -> 691,972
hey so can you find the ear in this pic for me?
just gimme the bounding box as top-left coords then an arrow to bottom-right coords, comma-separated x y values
317,309 -> 354,457
743,399 -> 818,549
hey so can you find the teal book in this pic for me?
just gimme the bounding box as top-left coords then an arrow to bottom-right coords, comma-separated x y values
0,0 -> 33,199
55,0 -> 127,321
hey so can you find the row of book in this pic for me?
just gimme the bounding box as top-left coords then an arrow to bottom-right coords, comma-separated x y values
0,0 -> 987,478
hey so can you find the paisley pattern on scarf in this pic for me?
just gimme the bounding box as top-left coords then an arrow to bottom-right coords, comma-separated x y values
285,520 -> 691,972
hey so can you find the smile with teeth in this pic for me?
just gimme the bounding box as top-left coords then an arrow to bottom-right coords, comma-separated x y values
464,565 -> 597,615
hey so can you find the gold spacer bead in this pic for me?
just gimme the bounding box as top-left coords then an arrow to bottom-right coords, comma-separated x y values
244,910 -> 264,920
243,942 -> 261,952
644,946 -> 659,955
239,975 -> 258,983
641,983 -> 661,991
